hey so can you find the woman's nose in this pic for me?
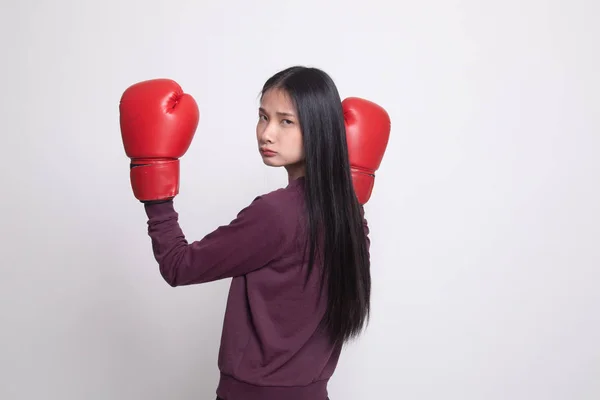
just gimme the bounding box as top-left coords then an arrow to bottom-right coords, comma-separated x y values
260,126 -> 275,144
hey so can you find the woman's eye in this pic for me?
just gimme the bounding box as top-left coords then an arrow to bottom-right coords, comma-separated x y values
282,119 -> 293,125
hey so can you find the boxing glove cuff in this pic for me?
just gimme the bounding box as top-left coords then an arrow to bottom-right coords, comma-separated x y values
130,159 -> 180,202
351,168 -> 375,205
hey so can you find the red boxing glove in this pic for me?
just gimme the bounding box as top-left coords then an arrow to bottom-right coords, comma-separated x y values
119,79 -> 199,202
343,97 -> 391,205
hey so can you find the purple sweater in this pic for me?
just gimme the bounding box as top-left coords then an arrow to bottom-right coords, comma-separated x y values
143,177 -> 370,400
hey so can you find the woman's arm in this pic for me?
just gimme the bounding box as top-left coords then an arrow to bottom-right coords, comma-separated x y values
143,195 -> 286,287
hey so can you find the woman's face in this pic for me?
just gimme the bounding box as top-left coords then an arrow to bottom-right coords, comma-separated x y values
256,88 -> 305,179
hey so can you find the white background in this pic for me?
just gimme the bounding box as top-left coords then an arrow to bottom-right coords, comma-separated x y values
1,0 -> 599,399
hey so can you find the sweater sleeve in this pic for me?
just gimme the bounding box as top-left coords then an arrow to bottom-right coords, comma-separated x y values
143,196 -> 286,287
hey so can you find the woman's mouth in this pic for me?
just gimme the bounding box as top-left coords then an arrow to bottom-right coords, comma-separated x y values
260,148 -> 277,157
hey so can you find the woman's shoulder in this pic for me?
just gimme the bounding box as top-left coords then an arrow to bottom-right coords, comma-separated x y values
256,177 -> 304,205
244,178 -> 305,231
255,181 -> 303,212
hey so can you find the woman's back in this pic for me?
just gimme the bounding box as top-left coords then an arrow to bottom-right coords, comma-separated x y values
145,177 -> 370,400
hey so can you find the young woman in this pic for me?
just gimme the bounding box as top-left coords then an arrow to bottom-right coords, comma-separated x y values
124,66 -> 377,400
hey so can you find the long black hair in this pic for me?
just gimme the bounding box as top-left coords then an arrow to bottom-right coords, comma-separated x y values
260,66 -> 371,346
